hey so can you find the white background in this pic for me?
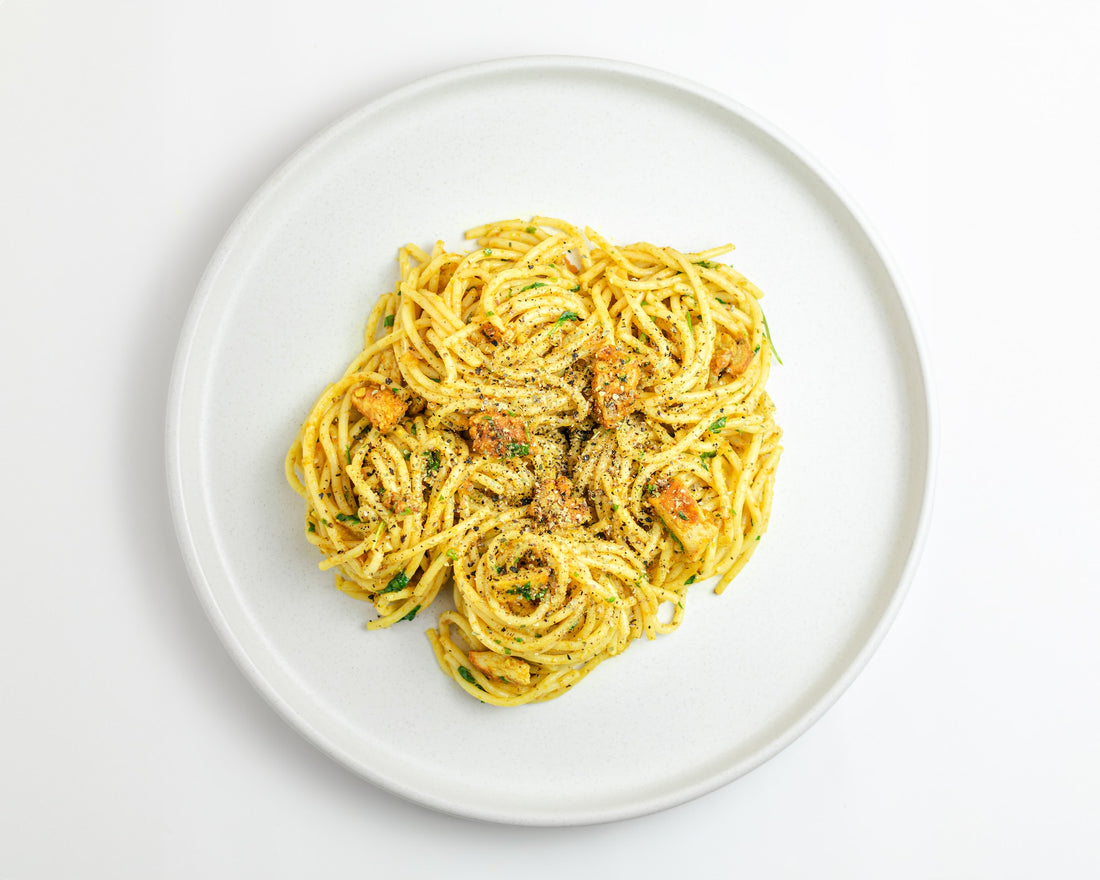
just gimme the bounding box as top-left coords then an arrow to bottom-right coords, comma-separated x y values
1,0 -> 1097,877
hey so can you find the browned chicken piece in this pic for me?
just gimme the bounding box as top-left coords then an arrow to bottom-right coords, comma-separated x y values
467,410 -> 529,457
711,331 -> 754,379
381,491 -> 420,516
649,478 -> 719,561
530,476 -> 589,526
468,651 -> 532,686
350,385 -> 408,433
591,345 -> 641,428
482,321 -> 505,345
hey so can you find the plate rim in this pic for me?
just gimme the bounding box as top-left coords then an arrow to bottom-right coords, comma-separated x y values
165,54 -> 938,825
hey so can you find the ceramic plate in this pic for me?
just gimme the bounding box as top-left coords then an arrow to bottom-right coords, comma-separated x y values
166,56 -> 935,825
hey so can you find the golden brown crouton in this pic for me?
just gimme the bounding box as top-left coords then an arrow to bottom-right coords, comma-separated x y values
530,477 -> 589,527
711,332 -> 754,379
591,345 -> 640,428
649,478 -> 719,561
350,385 -> 407,433
468,651 -> 532,686
467,410 -> 529,457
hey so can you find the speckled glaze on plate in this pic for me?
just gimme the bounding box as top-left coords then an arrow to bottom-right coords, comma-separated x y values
166,56 -> 935,825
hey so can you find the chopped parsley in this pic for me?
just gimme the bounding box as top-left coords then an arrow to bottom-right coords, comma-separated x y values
518,281 -> 547,293
553,310 -> 580,330
380,571 -> 409,593
612,503 -> 620,511
483,248 -> 492,256
345,445 -> 352,464
335,513 -> 363,525
570,283 -> 580,292
445,548 -> 457,560
383,314 -> 395,327
506,581 -> 546,603
685,575 -> 697,585
401,604 -> 421,621
505,442 -> 530,458
676,511 -> 688,520
423,450 -> 441,476
708,416 -> 728,433
307,522 -> 316,533
525,225 -> 536,233
700,450 -> 718,470
693,259 -> 718,269
457,666 -> 485,691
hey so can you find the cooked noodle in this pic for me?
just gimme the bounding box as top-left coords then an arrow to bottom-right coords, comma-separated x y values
285,217 -> 782,705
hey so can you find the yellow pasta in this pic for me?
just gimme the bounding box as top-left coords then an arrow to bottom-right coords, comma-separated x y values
285,217 -> 782,705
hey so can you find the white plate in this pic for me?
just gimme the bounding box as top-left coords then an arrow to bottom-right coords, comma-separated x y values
166,56 -> 935,825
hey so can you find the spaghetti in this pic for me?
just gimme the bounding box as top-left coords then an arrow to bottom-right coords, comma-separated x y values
285,217 -> 782,705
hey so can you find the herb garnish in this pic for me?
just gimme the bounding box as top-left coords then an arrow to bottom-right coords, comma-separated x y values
380,571 -> 409,593
383,314 -> 395,328
708,416 -> 728,433
457,666 -> 486,691
553,310 -> 580,330
507,581 -> 546,603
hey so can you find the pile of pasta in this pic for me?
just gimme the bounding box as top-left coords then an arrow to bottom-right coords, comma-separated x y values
285,217 -> 782,706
